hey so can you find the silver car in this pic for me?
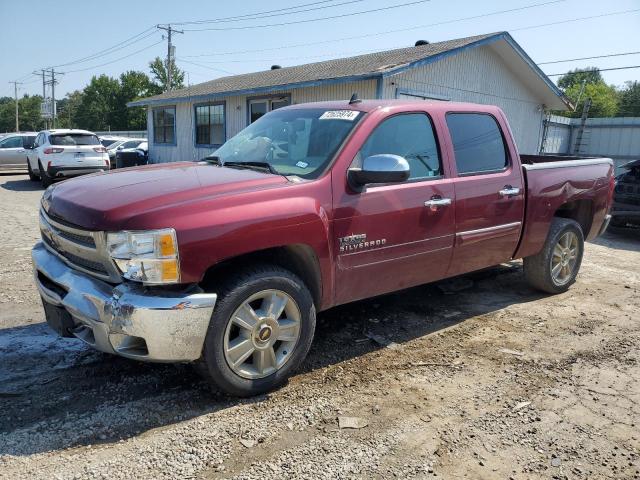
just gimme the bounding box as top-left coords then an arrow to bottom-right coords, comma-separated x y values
0,133 -> 37,172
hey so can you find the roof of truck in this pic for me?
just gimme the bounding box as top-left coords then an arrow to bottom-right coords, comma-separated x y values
284,99 -> 504,113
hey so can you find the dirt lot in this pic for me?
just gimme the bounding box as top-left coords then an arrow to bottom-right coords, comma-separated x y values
0,172 -> 639,480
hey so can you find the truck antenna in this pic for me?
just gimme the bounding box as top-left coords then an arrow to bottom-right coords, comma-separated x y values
349,93 -> 362,105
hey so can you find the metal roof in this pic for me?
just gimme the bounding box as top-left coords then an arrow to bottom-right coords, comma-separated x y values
129,31 -> 568,108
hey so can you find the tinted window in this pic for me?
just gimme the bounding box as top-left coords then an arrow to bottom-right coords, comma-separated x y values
446,113 -> 508,175
50,134 -> 100,146
1,136 -> 22,148
23,136 -> 36,148
195,103 -> 225,146
357,113 -> 441,180
153,107 -> 176,144
121,140 -> 142,149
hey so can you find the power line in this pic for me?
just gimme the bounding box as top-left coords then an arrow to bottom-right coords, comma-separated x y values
181,0 -> 432,32
547,65 -> 640,77
62,40 -> 164,74
511,8 -> 640,32
176,58 -> 236,75
538,51 -> 640,65
182,0 -> 566,57
173,0 -> 364,26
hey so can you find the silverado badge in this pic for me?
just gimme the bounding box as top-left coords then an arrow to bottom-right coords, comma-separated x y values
339,233 -> 386,253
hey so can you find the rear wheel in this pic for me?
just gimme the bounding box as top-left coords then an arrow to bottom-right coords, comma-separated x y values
199,265 -> 316,397
39,161 -> 53,188
27,160 -> 38,181
524,217 -> 584,294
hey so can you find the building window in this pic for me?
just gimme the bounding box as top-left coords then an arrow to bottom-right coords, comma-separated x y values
195,103 -> 225,146
248,95 -> 290,124
153,107 -> 176,144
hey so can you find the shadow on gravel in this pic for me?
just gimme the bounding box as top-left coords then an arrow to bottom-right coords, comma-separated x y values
0,262 -> 546,456
591,227 -> 640,252
0,177 -> 43,192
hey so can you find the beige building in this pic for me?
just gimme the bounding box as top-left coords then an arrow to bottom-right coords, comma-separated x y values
129,31 -> 569,164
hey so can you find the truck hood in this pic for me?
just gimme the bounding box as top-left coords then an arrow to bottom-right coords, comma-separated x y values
44,162 -> 288,230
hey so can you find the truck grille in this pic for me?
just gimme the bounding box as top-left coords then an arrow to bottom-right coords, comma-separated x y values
39,208 -> 121,283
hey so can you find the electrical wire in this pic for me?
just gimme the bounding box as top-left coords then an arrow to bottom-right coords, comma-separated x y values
62,39 -> 164,74
538,51 -> 640,65
173,0 -> 364,26
546,65 -> 640,77
176,59 -> 236,75
511,8 -> 640,32
181,0 -> 432,32
182,0 -> 566,57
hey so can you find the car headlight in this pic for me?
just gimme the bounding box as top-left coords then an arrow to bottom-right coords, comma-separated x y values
106,228 -> 180,284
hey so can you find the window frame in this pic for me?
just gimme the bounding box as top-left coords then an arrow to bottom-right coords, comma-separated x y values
193,101 -> 226,148
152,106 -> 177,146
246,93 -> 292,125
353,111 -> 445,185
445,111 -> 511,177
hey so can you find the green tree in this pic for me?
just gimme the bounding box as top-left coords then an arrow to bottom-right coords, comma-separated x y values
0,95 -> 45,132
56,90 -> 84,128
74,75 -> 121,130
617,81 -> 640,117
149,56 -> 185,92
114,70 -> 161,130
557,67 -> 604,90
563,81 -> 619,118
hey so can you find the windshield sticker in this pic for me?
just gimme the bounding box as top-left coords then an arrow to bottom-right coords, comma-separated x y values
319,110 -> 359,121
296,161 -> 309,168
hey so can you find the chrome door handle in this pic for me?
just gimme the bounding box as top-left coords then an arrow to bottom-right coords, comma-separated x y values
424,198 -> 452,207
499,186 -> 521,197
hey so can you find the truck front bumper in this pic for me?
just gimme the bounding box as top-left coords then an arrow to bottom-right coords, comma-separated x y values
32,242 -> 217,362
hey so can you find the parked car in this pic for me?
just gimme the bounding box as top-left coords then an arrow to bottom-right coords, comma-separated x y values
26,129 -> 110,187
109,138 -> 147,168
115,141 -> 148,168
99,136 -> 127,148
0,132 -> 36,172
611,159 -> 640,227
32,100 -> 614,396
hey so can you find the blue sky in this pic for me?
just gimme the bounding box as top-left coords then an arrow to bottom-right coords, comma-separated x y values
1,0 -> 639,99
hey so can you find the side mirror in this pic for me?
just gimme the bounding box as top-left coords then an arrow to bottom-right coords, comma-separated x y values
348,154 -> 410,189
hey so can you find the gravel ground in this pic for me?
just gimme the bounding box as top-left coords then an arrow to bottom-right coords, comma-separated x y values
0,172 -> 639,479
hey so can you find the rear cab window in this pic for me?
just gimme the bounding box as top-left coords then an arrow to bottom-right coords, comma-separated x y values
50,134 -> 101,146
445,113 -> 508,176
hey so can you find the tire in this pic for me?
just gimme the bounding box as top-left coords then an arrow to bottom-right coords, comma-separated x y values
523,217 -> 584,294
199,265 -> 316,397
39,161 -> 53,188
27,160 -> 38,181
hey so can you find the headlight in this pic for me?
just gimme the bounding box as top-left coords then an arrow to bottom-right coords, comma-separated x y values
106,228 -> 180,284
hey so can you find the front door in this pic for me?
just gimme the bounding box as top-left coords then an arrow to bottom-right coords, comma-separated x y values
332,112 -> 456,305
444,112 -> 525,276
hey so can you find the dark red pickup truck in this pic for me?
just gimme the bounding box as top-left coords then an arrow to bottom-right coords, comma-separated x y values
32,100 -> 614,396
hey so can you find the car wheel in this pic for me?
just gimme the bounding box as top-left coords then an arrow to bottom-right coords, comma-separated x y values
39,161 -> 53,188
27,160 -> 39,181
199,265 -> 316,397
523,217 -> 584,294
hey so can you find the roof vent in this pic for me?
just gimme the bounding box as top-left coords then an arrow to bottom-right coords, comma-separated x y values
271,65 -> 282,70
415,40 -> 429,46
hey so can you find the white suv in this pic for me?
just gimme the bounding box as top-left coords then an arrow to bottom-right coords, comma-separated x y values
27,129 -> 110,187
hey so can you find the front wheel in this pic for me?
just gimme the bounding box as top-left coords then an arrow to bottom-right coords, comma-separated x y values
523,217 -> 584,294
199,265 -> 316,397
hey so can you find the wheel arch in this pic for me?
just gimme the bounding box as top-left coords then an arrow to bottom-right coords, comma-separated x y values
553,199 -> 594,237
200,244 -> 323,310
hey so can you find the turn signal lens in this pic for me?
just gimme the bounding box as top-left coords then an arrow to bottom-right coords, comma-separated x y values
159,233 -> 176,257
44,148 -> 64,154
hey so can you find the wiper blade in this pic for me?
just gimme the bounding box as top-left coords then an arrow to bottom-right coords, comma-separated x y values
223,161 -> 281,176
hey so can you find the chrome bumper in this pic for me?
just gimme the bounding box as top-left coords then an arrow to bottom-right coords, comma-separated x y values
599,214 -> 612,236
32,242 -> 216,362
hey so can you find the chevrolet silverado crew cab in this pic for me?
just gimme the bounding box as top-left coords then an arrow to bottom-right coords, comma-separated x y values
32,100 -> 614,396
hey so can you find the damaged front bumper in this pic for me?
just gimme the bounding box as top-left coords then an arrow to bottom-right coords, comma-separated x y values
32,242 -> 217,362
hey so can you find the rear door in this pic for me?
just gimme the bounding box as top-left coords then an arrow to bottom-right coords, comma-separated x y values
0,136 -> 26,169
332,112 -> 456,305
444,111 -> 524,276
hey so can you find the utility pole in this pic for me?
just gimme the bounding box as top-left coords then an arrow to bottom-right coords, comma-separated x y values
34,70 -> 47,129
157,24 -> 183,91
51,68 -> 57,128
9,81 -> 22,132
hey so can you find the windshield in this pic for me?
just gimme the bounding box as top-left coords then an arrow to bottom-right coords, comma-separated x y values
51,134 -> 101,146
212,107 -> 362,179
